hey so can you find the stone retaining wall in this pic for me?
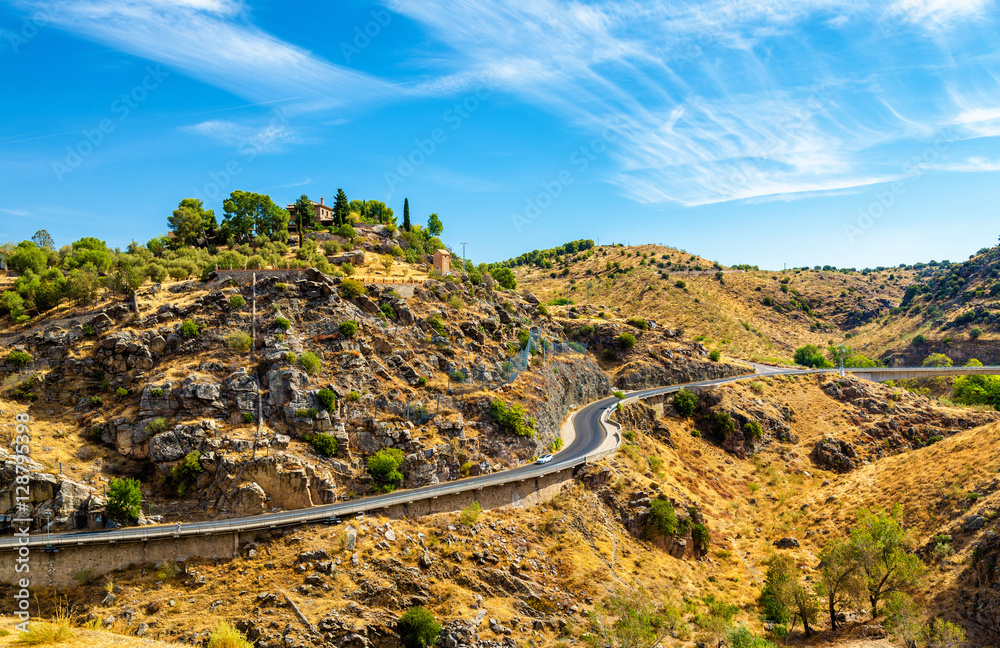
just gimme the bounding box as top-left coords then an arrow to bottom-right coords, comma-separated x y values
0,467 -> 577,587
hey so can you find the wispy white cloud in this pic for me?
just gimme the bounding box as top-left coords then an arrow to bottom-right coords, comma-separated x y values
0,208 -> 32,217
275,177 -> 313,189
11,0 -> 404,112
925,156 -> 1000,172
181,119 -> 299,152
886,0 -> 991,29
387,0 -> 1000,205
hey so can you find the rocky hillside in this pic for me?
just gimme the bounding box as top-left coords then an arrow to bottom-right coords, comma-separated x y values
0,255 -> 736,534
512,243 -> 917,364
4,371 -> 998,646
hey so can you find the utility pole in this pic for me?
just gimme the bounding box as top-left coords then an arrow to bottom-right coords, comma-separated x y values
460,242 -> 469,272
252,272 -> 261,460
839,345 -> 846,377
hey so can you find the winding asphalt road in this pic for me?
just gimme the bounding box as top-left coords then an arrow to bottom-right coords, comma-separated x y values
2,364 -> 996,550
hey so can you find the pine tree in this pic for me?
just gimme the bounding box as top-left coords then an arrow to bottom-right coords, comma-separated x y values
403,198 -> 411,232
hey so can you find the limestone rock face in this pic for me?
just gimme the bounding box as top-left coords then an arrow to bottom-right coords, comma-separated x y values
221,482 -> 267,516
0,450 -> 102,531
94,330 -> 155,376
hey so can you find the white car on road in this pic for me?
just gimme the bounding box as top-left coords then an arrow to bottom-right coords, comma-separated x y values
535,454 -> 553,464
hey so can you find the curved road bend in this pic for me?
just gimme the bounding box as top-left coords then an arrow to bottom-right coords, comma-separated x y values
3,364 -> 994,549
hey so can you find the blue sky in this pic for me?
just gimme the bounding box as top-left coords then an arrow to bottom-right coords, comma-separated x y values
1,0 -> 999,269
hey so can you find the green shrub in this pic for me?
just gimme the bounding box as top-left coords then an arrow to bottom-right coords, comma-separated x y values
602,348 -> 617,361
340,278 -> 366,298
295,407 -> 319,418
274,316 -> 291,331
709,349 -> 721,362
305,433 -> 338,457
397,607 -> 442,648
146,417 -> 169,434
339,320 -> 359,337
793,344 -> 832,368
923,353 -> 953,367
912,333 -> 927,346
427,313 -> 446,335
577,325 -> 595,337
167,451 -> 204,497
207,620 -> 254,648
116,387 -> 129,398
348,390 -> 361,402
367,448 -> 405,492
225,331 -> 252,352
242,412 -> 253,424
626,317 -> 649,330
489,399 -> 536,437
285,351 -> 297,365
709,412 -> 737,442
106,477 -> 142,525
180,319 -> 200,338
299,351 -> 322,376
674,279 -> 686,289
673,390 -> 698,417
5,350 -> 32,368
460,501 -> 482,527
616,332 -> 637,349
645,497 -> 678,539
317,388 -> 336,411
88,395 -> 103,407
692,523 -> 711,552
450,370 -> 466,383
229,295 -> 246,309
150,387 -> 164,397
743,420 -> 763,441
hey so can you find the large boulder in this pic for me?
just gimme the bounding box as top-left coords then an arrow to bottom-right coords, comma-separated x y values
221,482 -> 268,515
811,437 -> 858,473
223,370 -> 259,412
266,368 -> 310,408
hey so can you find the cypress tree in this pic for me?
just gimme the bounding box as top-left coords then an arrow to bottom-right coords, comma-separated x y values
333,188 -> 349,227
403,198 -> 411,232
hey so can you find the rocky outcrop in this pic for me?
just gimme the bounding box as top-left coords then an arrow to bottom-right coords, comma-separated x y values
95,330 -> 155,376
0,448 -> 104,531
821,376 -> 999,460
617,401 -> 673,446
528,356 -> 612,448
811,437 -> 859,473
203,453 -> 336,511
614,357 -> 751,391
961,530 -> 1000,635
692,388 -> 796,458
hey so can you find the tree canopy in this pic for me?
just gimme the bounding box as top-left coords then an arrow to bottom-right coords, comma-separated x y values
222,191 -> 289,244
426,212 -> 443,236
169,198 -> 218,247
